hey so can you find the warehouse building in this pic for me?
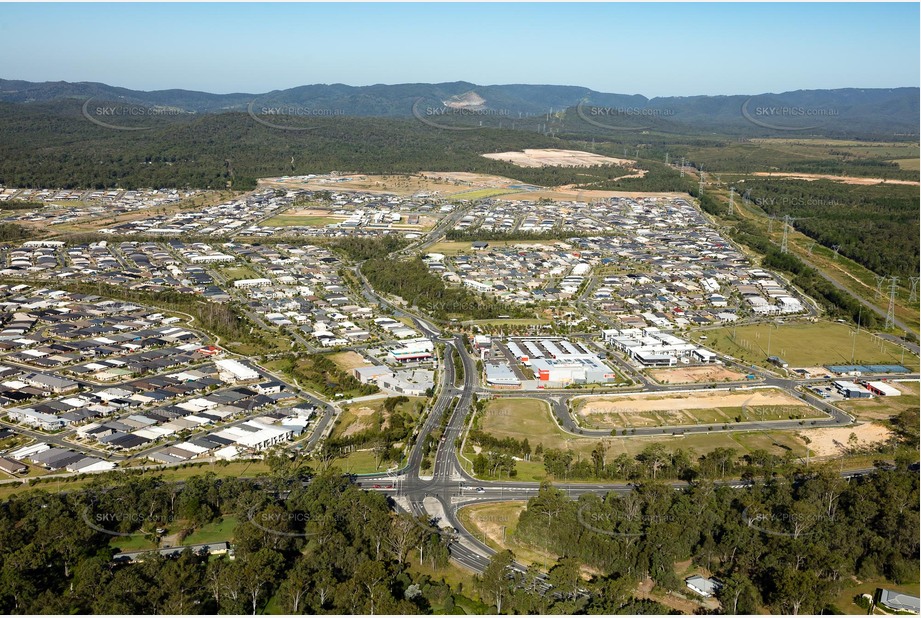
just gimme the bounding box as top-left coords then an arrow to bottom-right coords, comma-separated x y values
485,363 -> 521,388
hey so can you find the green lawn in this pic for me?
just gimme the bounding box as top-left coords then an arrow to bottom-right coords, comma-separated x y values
218,265 -> 258,281
108,532 -> 158,552
706,321 -> 918,370
326,449 -> 391,475
183,516 -> 239,545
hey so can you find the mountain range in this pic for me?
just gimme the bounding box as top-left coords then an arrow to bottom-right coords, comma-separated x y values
1,79 -> 918,138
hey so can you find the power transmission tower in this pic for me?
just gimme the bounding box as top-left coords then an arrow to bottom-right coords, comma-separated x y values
665,152 -> 669,165
910,276 -> 920,302
768,214 -> 775,234
808,242 -> 816,254
780,215 -> 792,254
832,245 -> 840,260
885,277 -> 898,330
728,187 -> 735,215
680,157 -> 685,177
875,275 -> 887,299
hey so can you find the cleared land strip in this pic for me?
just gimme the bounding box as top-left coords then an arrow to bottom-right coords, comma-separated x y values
573,388 -> 824,429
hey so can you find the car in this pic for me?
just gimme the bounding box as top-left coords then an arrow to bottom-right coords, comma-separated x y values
475,487 -> 486,494
372,484 -> 382,488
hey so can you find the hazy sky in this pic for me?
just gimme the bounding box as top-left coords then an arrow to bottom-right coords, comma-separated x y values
1,3 -> 917,97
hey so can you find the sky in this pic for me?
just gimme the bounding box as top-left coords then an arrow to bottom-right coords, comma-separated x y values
0,3 -> 918,97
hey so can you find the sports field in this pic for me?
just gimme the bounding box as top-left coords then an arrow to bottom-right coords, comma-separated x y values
705,321 -> 918,370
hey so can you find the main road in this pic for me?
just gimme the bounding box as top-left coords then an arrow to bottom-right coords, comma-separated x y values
336,241 -> 894,577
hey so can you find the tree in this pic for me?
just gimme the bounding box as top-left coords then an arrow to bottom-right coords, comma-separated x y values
476,550 -> 515,613
548,556 -> 582,600
238,549 -> 284,614
717,572 -> 760,614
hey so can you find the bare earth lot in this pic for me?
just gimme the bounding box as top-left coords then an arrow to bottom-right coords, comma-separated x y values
649,366 -> 747,384
575,389 -> 819,428
752,171 -> 920,186
798,422 -> 893,457
481,148 -> 635,168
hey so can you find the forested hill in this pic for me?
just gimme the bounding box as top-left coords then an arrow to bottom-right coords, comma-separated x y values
1,78 -> 917,138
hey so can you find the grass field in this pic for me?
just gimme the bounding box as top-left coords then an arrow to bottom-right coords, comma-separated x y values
326,449 -> 389,475
448,188 -> 518,200
183,516 -> 239,545
705,321 -> 918,370
892,158 -> 921,171
457,501 -> 557,570
263,214 -> 344,227
218,265 -> 259,281
327,351 -> 371,372
108,532 -> 158,552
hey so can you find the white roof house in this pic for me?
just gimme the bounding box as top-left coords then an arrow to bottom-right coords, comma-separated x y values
686,575 -> 720,597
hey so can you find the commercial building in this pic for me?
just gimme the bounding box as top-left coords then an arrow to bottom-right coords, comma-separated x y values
214,359 -> 260,382
484,363 -> 521,388
864,381 -> 901,397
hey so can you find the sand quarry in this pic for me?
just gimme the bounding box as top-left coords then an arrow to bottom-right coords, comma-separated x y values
649,366 -> 748,384
798,422 -> 893,457
481,148 -> 636,168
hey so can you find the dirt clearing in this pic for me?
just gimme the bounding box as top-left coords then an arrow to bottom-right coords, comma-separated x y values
752,172 -> 919,186
650,366 -> 748,384
482,148 -> 635,168
798,422 -> 893,457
